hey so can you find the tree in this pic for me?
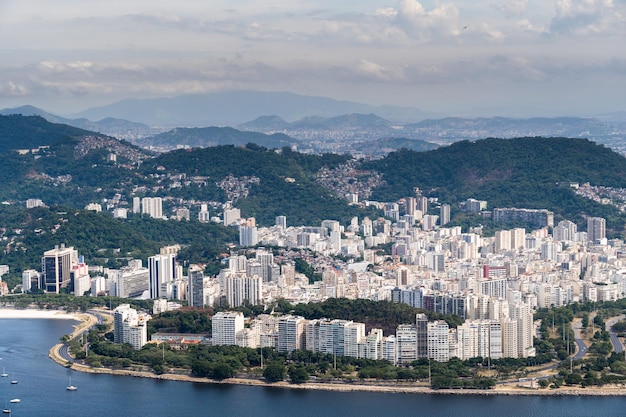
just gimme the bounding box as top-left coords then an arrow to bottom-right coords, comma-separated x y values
263,363 -> 285,382
212,363 -> 235,380
288,364 -> 309,384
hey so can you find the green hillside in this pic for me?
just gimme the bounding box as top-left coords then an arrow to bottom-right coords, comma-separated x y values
143,145 -> 379,225
137,126 -> 300,149
364,137 -> 626,234
0,114 -> 88,153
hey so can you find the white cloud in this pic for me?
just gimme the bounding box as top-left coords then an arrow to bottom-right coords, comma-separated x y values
549,0 -> 622,35
395,0 -> 460,41
492,0 -> 529,18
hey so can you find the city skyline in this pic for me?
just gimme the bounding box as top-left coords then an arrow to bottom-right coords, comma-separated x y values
0,1 -> 624,117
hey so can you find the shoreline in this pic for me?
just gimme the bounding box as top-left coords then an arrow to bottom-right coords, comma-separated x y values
0,307 -> 80,320
3,307 -> 620,397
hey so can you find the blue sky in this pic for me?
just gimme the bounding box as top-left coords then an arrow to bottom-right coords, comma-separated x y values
0,0 -> 624,117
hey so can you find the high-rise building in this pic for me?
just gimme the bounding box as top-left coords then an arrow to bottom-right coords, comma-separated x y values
396,324 -> 417,364
132,197 -> 141,213
427,320 -> 450,362
114,304 -> 149,350
188,264 -> 205,308
440,204 -> 450,226
22,270 -> 40,293
277,315 -> 307,353
212,311 -> 244,346
275,215 -> 287,229
223,207 -> 241,226
587,217 -> 606,243
239,225 -> 258,247
141,197 -> 163,219
220,271 -> 262,307
41,245 -> 75,293
198,204 -> 210,223
148,254 -> 176,299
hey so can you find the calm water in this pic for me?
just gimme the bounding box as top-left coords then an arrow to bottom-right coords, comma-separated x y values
0,318 -> 623,417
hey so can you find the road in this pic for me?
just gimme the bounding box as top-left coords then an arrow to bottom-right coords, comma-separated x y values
571,318 -> 588,360
605,315 -> 624,354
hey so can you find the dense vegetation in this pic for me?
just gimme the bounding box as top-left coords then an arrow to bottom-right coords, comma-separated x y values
0,114 -> 87,153
137,126 -> 300,149
364,137 -> 626,236
144,144 -> 379,225
0,205 -> 238,284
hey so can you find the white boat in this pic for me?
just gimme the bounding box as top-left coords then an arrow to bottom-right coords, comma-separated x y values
0,368 -> 7,378
66,375 -> 77,391
9,375 -> 16,385
1,409 -> 9,414
8,400 -> 19,404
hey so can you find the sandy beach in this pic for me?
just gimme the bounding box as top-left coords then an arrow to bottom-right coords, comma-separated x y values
0,308 -> 80,320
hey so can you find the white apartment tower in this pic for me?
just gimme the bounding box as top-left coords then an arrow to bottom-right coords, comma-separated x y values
141,197 -> 163,219
277,315 -> 307,353
212,311 -> 244,346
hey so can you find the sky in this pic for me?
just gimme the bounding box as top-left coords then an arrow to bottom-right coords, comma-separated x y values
0,0 -> 624,117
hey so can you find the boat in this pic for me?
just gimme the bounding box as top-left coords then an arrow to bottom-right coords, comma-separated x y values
1,409 -> 9,414
8,400 -> 19,404
66,375 -> 77,391
0,368 -> 7,378
9,376 -> 16,385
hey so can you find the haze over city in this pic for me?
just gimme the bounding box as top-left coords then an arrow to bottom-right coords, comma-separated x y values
0,0 -> 624,117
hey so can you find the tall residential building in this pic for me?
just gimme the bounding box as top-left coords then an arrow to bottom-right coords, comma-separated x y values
141,197 -> 163,219
396,324 -> 418,364
132,196 -> 141,213
188,265 -> 205,308
587,217 -> 606,243
239,225 -> 258,247
427,320 -> 450,362
277,315 -> 307,353
440,204 -> 451,226
198,204 -> 210,223
41,245 -> 75,293
148,254 -> 176,299
415,313 -> 429,358
223,207 -> 241,226
416,196 -> 428,214
113,304 -> 149,350
275,215 -> 287,229
212,311 -> 244,346
22,269 -> 40,293
220,271 -> 262,307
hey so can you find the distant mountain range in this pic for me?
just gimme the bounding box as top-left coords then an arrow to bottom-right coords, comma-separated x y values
72,91 -> 433,126
0,105 -> 161,140
3,96 -> 625,156
238,113 -> 393,130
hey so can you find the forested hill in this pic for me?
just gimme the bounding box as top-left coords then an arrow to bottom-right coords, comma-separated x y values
143,145 -> 379,225
0,114 -> 90,153
136,126 -> 300,150
364,137 -> 626,230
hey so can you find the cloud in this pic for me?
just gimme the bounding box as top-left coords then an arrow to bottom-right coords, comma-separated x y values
399,0 -> 459,39
549,0 -> 622,35
492,0 -> 528,18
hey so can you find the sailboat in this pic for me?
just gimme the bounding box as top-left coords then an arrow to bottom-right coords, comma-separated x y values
66,375 -> 77,391
9,375 -> 17,385
8,400 -> 19,404
0,368 -> 7,378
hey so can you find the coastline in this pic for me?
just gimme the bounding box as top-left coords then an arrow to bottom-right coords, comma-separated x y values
0,307 -> 80,320
4,308 -> 619,397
